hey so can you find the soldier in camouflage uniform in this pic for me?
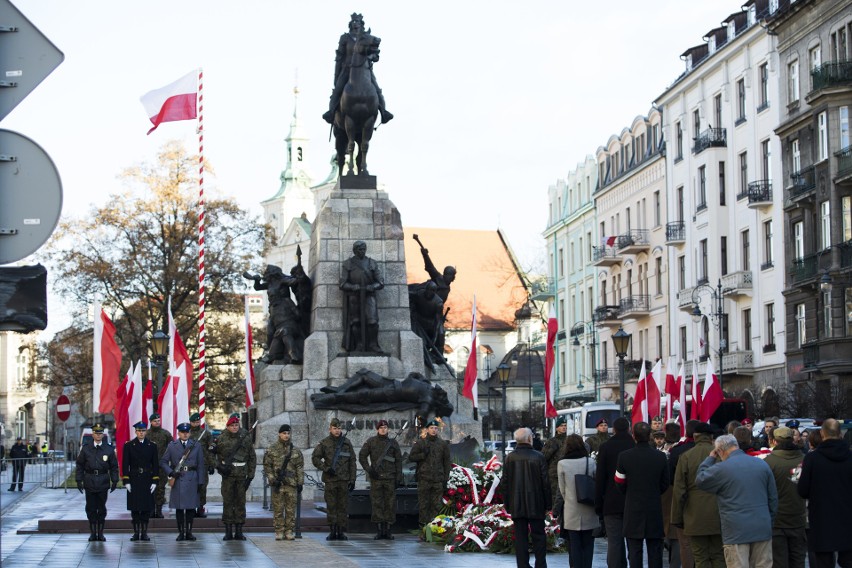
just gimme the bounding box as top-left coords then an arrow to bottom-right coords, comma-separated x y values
359,419 -> 403,539
215,414 -> 256,541
585,417 -> 611,455
543,415 -> 567,501
146,413 -> 173,518
263,424 -> 304,541
311,417 -> 356,540
189,412 -> 215,518
409,419 -> 451,527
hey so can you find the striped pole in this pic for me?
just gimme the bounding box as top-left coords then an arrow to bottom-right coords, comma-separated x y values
196,68 -> 207,424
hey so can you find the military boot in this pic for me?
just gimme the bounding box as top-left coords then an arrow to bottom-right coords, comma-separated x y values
176,520 -> 186,541
384,523 -> 395,540
97,521 -> 106,541
88,521 -> 97,542
326,525 -> 336,541
185,519 -> 196,541
275,530 -> 285,541
337,525 -> 348,541
140,521 -> 150,541
154,504 -> 163,519
234,523 -> 246,541
223,523 -> 234,541
130,521 -> 140,541
374,523 -> 383,540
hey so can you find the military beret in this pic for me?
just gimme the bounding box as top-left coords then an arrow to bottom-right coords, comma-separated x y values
176,422 -> 191,432
694,422 -> 714,435
426,419 -> 440,428
279,424 -> 291,433
227,416 -> 240,426
596,418 -> 608,426
741,417 -> 753,426
330,418 -> 342,428
133,421 -> 147,430
774,426 -> 793,440
92,424 -> 105,433
189,413 -> 201,422
229,412 -> 241,420
149,413 -> 161,420
555,416 -> 567,427
376,419 -> 389,429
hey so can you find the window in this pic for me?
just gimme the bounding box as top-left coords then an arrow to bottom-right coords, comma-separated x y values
700,239 -> 709,282
676,122 -> 683,159
843,196 -> 852,242
678,256 -> 685,290
714,93 -> 723,128
765,303 -> 775,349
719,161 -> 726,206
601,279 -> 607,304
758,63 -> 769,109
676,186 -> 684,221
742,230 -> 751,271
559,248 -> 564,277
655,256 -> 663,295
15,350 -> 27,390
743,309 -> 752,351
788,60 -> 800,103
793,221 -> 804,259
761,139 -> 771,180
737,78 -> 746,121
653,191 -> 661,227
702,318 -> 710,359
656,326 -> 663,360
821,201 -> 831,250
763,220 -> 774,267
840,106 -> 849,149
809,45 -> 822,76
698,166 -> 707,209
792,139 -> 801,173
739,152 -> 748,196
818,111 -> 828,161
721,236 -> 728,276
693,109 -> 701,139
823,291 -> 832,338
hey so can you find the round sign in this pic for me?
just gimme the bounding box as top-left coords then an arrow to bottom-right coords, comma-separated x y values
56,394 -> 71,422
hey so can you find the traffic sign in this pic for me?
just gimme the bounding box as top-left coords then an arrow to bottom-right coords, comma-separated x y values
56,394 -> 70,422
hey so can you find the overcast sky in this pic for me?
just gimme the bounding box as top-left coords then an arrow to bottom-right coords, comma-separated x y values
4,0 -> 746,333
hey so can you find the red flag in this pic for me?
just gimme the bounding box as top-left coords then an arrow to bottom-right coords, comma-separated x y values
244,296 -> 256,408
113,377 -> 132,474
168,300 -> 192,428
630,360 -> 648,425
691,359 -> 702,421
462,296 -> 478,405
543,307 -> 558,419
646,359 -> 662,421
93,302 -> 122,414
140,70 -> 198,134
157,374 -> 175,437
142,367 -> 154,423
664,357 -> 678,422
699,359 -> 723,422
605,235 -> 617,247
676,361 -> 687,432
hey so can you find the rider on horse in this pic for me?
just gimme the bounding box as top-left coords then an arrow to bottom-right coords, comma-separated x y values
322,13 -> 393,125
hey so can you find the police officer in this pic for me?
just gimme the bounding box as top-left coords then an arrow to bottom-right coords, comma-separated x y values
312,417 -> 356,540
215,414 -> 256,540
161,422 -> 207,541
189,412 -> 215,517
146,412 -> 173,518
359,419 -> 403,539
409,419 -> 451,527
122,421 -> 159,541
75,423 -> 119,541
543,416 -> 568,500
263,424 -> 304,541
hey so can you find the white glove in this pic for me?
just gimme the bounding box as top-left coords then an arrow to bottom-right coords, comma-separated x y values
150,483 -> 156,493
126,484 -> 131,493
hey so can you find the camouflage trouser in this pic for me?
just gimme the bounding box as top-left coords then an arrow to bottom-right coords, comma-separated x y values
155,475 -> 168,508
271,485 -> 297,532
550,477 -> 560,507
369,479 -> 396,523
324,480 -> 349,529
198,481 -> 208,508
221,476 -> 247,524
417,480 -> 444,526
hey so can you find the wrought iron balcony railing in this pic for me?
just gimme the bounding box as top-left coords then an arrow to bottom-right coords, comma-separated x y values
747,180 -> 772,206
789,166 -> 816,200
692,127 -> 727,154
836,145 -> 852,178
790,253 -> 819,284
665,221 -> 685,242
811,60 -> 852,92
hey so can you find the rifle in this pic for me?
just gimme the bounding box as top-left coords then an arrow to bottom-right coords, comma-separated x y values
216,420 -> 258,477
270,444 -> 294,489
370,422 -> 408,480
328,417 -> 356,476
168,429 -> 208,487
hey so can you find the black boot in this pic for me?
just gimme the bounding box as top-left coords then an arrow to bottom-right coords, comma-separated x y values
97,521 -> 106,541
337,525 -> 348,541
185,519 -> 196,541
141,521 -> 150,541
223,523 -> 234,541
130,521 -> 140,541
326,524 -> 336,541
234,523 -> 246,541
176,510 -> 185,541
185,511 -> 196,541
374,523 -> 383,540
384,522 -> 395,540
154,505 -> 163,519
88,521 -> 97,542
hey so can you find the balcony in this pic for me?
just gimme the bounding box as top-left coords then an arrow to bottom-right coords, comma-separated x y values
677,286 -> 696,311
801,337 -> 852,375
619,295 -> 650,318
787,166 -> 816,206
593,304 -> 621,326
746,180 -> 772,209
720,270 -> 753,296
665,221 -> 686,245
692,127 -> 727,154
722,350 -> 754,375
836,145 -> 852,180
810,60 -> 852,93
592,245 -> 622,267
594,368 -> 619,386
530,278 -> 556,301
616,230 -> 650,254
789,253 -> 819,284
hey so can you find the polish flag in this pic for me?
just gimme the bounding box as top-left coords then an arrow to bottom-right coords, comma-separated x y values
462,296 -> 478,406
140,70 -> 198,135
699,358 -> 724,422
646,359 -> 662,422
244,296 -> 256,408
157,374 -> 175,436
126,360 -> 143,430
676,361 -> 687,431
630,360 -> 648,425
114,376 -> 133,473
142,371 -> 154,425
664,357 -> 678,422
93,301 -> 122,415
605,236 -> 617,247
543,307 -> 558,419
691,359 -> 702,421
168,300 -> 192,433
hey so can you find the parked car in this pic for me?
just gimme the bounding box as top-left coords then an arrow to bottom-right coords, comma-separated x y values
752,418 -> 816,438
46,450 -> 66,461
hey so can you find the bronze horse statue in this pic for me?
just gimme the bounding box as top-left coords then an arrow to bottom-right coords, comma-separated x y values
333,31 -> 381,177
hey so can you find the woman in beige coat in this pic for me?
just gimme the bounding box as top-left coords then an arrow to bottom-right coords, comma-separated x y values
558,434 -> 600,568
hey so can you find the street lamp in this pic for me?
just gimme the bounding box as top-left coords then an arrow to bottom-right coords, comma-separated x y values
149,329 -> 169,410
691,279 -> 728,390
571,321 -> 598,401
612,327 -> 631,416
497,362 -> 511,461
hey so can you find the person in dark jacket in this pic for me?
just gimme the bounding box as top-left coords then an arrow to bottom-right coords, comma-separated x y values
121,421 -> 159,541
797,418 -> 852,568
595,416 -> 635,568
504,427 -> 551,568
409,419 -> 451,528
161,422 -> 207,541
763,426 -> 806,568
615,421 -> 669,568
8,437 -> 28,491
543,416 -> 568,501
75,423 -> 119,541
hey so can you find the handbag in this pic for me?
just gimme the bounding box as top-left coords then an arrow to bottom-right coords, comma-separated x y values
574,456 -> 596,505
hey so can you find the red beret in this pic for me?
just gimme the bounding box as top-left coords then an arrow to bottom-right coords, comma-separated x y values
227,416 -> 240,425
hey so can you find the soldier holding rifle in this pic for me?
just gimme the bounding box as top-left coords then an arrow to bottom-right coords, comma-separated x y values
359,419 -> 405,539
215,414 -> 256,541
312,417 -> 356,540
160,422 -> 207,541
263,424 -> 304,541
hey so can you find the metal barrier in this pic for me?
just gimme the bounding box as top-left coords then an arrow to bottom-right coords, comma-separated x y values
0,457 -> 75,492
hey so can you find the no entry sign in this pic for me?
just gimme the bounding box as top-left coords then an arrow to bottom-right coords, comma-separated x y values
56,394 -> 71,422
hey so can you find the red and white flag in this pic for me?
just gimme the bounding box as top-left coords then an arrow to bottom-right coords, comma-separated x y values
543,307 -> 558,419
114,377 -> 132,473
664,357 -> 678,422
93,301 -> 122,415
462,296 -> 478,406
244,296 -> 256,408
126,361 -> 143,431
691,358 -> 702,421
699,358 -> 723,422
646,359 -> 662,421
676,361 -> 687,431
157,374 -> 175,436
143,368 -> 154,424
140,70 -> 198,135
168,300 -> 192,434
630,360 -> 648,425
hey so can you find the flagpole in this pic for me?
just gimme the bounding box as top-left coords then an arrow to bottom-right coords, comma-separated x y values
196,68 -> 207,425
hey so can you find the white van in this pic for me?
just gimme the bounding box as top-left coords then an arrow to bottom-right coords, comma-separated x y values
553,402 -> 622,438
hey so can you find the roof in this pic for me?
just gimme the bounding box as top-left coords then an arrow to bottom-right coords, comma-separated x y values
403,227 -> 528,331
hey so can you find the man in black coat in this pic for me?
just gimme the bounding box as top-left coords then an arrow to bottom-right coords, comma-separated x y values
797,418 -> 852,568
667,419 -> 699,568
615,421 -> 669,568
504,427 -> 551,568
122,421 -> 159,541
75,423 -> 119,541
8,437 -> 28,491
595,416 -> 635,568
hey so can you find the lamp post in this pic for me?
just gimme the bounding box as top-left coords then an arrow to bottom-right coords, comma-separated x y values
149,329 -> 169,410
612,327 -> 631,416
497,362 -> 511,461
571,321 -> 598,401
691,279 -> 728,390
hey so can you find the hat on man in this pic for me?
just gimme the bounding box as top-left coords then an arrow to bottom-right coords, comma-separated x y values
555,416 -> 567,427
92,424 -> 105,433
149,413 -> 161,421
330,418 -> 342,428
16,436 -> 22,441
376,419 -> 389,429
694,422 -> 714,435
596,418 -> 608,427
741,417 -> 753,426
774,426 -> 794,440
189,413 -> 201,422
133,421 -> 147,430
652,431 -> 666,438
227,415 -> 240,426
176,422 -> 191,432
426,419 -> 440,428
785,419 -> 801,429
279,424 -> 291,433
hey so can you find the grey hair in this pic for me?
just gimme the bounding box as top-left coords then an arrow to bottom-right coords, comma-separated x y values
714,434 -> 738,453
514,427 -> 533,444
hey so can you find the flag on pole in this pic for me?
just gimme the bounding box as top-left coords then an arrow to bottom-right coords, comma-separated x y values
699,358 -> 724,422
93,301 -> 122,415
543,307 -> 558,419
664,357 -> 678,422
114,377 -> 132,473
244,296 -> 256,408
462,296 -> 478,407
647,359 -> 663,421
157,375 -> 175,436
140,70 -> 198,134
691,359 -> 702,421
676,361 -> 687,431
127,361 -> 143,430
143,366 -> 154,423
168,300 -> 192,433
630,360 -> 648,425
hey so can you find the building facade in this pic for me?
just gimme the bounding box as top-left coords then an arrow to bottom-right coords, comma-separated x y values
0,332 -> 49,451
